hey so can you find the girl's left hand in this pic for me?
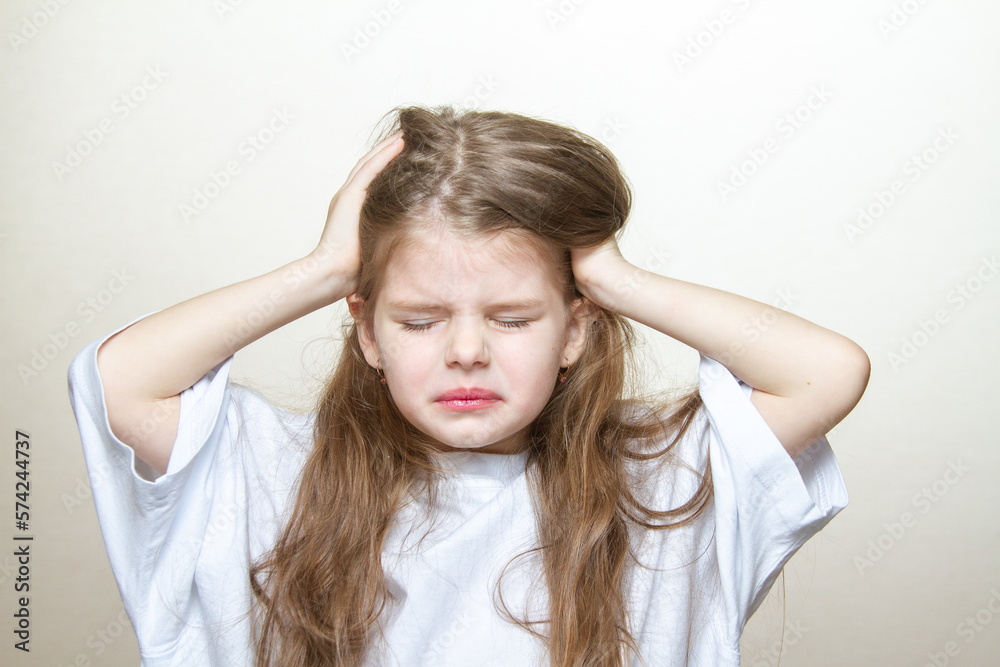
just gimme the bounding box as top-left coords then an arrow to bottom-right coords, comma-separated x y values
569,237 -> 630,308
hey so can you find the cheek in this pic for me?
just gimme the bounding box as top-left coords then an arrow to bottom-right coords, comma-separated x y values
498,335 -> 562,376
389,343 -> 436,378
377,329 -> 429,371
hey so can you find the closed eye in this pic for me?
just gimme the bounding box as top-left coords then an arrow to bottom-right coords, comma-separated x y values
400,320 -> 531,332
400,321 -> 435,332
496,320 -> 530,329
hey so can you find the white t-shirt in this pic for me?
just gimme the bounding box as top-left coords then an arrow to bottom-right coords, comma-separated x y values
67,310 -> 848,667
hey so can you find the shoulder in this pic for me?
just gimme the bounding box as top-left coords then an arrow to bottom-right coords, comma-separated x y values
223,382 -> 316,471
226,383 -> 314,437
619,394 -> 712,512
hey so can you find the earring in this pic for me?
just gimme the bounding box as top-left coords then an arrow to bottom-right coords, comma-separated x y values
376,367 -> 387,385
558,366 -> 568,383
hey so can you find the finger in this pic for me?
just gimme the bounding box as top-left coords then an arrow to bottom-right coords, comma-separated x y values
335,140 -> 404,210
346,130 -> 402,180
345,130 -> 404,183
351,133 -> 404,186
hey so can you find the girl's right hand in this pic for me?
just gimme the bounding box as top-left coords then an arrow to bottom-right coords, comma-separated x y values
311,130 -> 405,295
93,132 -> 405,476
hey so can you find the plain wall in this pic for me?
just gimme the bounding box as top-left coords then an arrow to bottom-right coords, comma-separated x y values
1,0 -> 998,664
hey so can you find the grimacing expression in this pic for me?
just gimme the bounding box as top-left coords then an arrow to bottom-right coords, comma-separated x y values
352,226 -> 594,454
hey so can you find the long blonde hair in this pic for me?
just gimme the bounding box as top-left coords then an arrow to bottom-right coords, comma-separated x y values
249,105 -> 713,666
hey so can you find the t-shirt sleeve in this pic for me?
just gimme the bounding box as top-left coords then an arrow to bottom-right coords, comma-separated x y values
65,310 -> 235,654
65,310 -> 309,661
695,352 -> 849,635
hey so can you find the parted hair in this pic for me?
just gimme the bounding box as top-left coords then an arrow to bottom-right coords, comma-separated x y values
248,105 -> 713,666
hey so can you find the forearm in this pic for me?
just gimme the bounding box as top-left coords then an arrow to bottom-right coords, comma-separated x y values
97,252 -> 353,402
582,260 -> 864,399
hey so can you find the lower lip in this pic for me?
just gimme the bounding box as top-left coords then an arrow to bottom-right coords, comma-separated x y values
437,398 -> 499,411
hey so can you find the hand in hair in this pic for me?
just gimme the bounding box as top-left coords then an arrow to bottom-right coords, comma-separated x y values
93,131 -> 406,478
569,235 -> 870,460
313,130 -> 405,295
568,236 -> 629,304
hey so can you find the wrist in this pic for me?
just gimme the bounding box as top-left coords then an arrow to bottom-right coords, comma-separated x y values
284,253 -> 356,308
576,258 -> 637,312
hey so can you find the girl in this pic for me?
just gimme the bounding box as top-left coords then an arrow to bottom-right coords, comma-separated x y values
68,105 -> 869,666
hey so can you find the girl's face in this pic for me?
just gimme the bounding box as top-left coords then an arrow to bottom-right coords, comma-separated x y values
351,226 -> 595,454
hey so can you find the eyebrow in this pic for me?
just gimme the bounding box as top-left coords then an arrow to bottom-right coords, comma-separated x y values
385,297 -> 547,312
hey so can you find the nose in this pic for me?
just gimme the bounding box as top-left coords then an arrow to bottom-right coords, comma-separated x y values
444,317 -> 490,368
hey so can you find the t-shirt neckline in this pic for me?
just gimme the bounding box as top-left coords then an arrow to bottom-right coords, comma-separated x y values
429,449 -> 530,483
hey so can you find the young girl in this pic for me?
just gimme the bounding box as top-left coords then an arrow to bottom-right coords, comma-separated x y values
68,105 -> 869,667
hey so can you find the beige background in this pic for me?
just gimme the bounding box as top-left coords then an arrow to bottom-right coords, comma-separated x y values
2,1 -> 998,665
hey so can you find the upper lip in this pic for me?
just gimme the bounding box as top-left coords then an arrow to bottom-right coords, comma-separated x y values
436,387 -> 500,401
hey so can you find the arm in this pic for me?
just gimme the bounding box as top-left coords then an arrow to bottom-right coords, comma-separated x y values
570,239 -> 870,459
97,131 -> 405,476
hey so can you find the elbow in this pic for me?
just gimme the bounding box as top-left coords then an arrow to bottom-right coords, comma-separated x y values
804,340 -> 871,444
827,338 -> 871,414
846,340 -> 871,399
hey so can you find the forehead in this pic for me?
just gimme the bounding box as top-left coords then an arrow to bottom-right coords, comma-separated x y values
380,227 -> 563,308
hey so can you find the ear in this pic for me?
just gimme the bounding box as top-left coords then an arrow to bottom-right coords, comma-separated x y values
561,296 -> 600,366
347,293 -> 381,369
